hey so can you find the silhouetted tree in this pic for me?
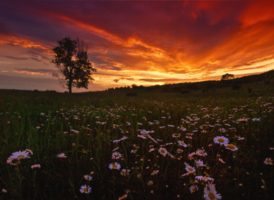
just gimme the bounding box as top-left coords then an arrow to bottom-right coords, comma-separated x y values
221,73 -> 234,81
51,37 -> 96,93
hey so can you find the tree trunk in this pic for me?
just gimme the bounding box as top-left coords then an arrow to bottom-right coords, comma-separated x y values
69,84 -> 72,94
68,68 -> 72,94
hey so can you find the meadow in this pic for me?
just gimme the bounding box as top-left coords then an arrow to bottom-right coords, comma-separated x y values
0,82 -> 274,200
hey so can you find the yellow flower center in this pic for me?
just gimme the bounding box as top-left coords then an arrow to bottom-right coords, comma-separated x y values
199,151 -> 204,154
18,155 -> 25,159
217,138 -> 225,143
113,164 -> 117,169
208,192 -> 216,199
191,187 -> 196,192
188,167 -> 193,171
83,187 -> 88,193
226,144 -> 235,149
160,149 -> 166,153
180,142 -> 185,145
201,177 -> 208,180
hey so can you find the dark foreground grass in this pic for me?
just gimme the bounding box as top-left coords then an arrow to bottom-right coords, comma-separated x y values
0,85 -> 274,200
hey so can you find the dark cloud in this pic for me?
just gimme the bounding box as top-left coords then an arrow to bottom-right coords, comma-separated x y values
23,48 -> 51,63
121,77 -> 134,81
113,79 -> 119,83
4,56 -> 28,60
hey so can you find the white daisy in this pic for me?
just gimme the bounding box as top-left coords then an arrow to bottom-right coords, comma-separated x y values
79,184 -> 92,194
196,149 -> 207,157
151,170 -> 159,175
158,147 -> 168,156
131,149 -> 138,154
112,152 -> 122,159
195,176 -> 214,182
84,175 -> 92,181
120,169 -> 130,176
9,150 -> 31,160
177,149 -> 183,153
224,144 -> 238,151
195,159 -> 206,167
184,162 -> 196,173
178,140 -> 187,148
109,162 -> 121,170
57,153 -> 67,158
213,136 -> 229,145
219,128 -> 226,133
189,185 -> 198,193
264,158 -> 273,165
31,164 -> 41,169
203,183 -> 221,200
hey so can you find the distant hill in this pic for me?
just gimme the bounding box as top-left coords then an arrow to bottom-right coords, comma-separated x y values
1,70 -> 273,94
109,70 -> 274,93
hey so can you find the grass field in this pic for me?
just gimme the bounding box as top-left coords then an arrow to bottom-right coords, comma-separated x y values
0,82 -> 274,199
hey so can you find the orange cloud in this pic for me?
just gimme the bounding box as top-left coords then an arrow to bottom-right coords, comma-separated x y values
14,70 -> 41,75
13,69 -> 59,77
0,35 -> 52,54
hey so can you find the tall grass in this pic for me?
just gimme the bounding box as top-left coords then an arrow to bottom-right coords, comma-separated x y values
0,87 -> 274,199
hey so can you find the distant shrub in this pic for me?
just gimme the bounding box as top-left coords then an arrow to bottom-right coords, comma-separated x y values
34,89 -> 39,92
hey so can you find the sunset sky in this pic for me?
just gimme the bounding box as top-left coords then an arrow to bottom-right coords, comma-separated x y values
1,0 -> 274,92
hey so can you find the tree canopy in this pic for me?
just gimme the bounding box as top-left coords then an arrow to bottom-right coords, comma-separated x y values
51,37 -> 96,93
